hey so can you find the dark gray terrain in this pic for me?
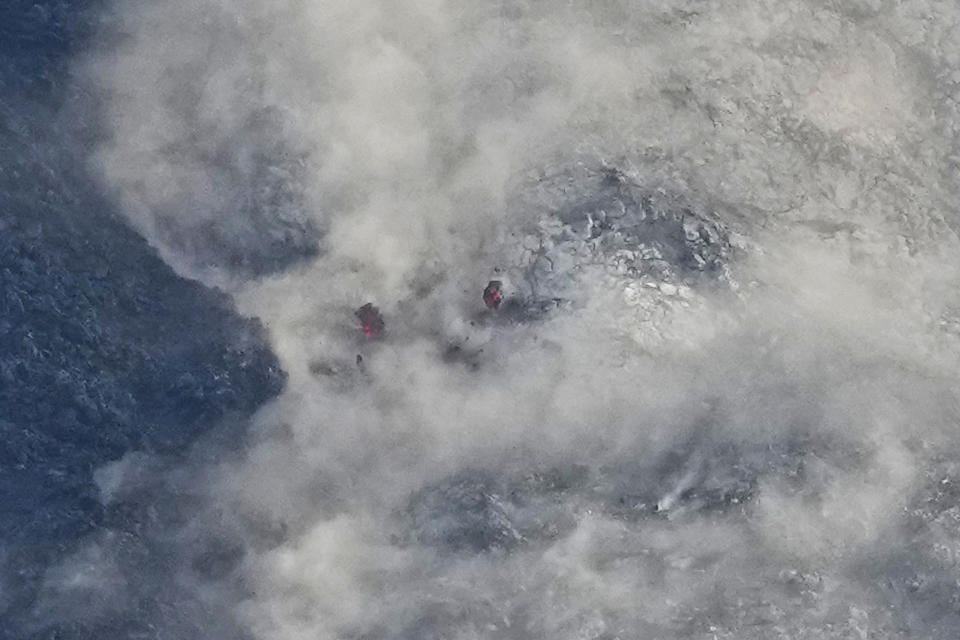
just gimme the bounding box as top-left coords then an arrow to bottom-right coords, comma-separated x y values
1,3 -> 286,636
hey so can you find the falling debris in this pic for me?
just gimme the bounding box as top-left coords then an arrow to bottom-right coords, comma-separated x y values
483,280 -> 503,310
355,303 -> 385,338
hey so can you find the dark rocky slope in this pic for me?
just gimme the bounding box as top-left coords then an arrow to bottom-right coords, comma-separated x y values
0,3 -> 287,636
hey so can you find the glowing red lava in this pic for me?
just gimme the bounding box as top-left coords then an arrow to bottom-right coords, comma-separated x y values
355,303 -> 385,338
483,281 -> 503,310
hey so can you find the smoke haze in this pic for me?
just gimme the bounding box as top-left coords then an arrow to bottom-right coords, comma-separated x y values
32,0 -> 960,638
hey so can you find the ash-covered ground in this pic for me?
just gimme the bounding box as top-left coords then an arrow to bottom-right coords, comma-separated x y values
6,1 -> 960,639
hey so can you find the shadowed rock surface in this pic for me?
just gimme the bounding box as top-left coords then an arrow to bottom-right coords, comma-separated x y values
0,3 -> 286,636
502,164 -> 735,303
408,472 -> 525,553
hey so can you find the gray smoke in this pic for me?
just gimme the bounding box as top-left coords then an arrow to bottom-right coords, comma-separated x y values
43,0 -> 960,638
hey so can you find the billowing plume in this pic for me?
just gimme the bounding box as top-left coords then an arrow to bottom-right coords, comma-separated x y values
44,0 -> 960,638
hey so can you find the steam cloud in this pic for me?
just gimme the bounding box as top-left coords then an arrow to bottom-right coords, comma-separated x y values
43,0 -> 960,638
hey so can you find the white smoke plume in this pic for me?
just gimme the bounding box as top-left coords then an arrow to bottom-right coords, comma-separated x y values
50,0 -> 960,637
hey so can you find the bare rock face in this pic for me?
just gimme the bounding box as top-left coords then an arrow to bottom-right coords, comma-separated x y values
0,7 -> 286,634
548,165 -> 732,281
407,472 -> 525,553
488,164 -> 737,325
0,158 -> 286,638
